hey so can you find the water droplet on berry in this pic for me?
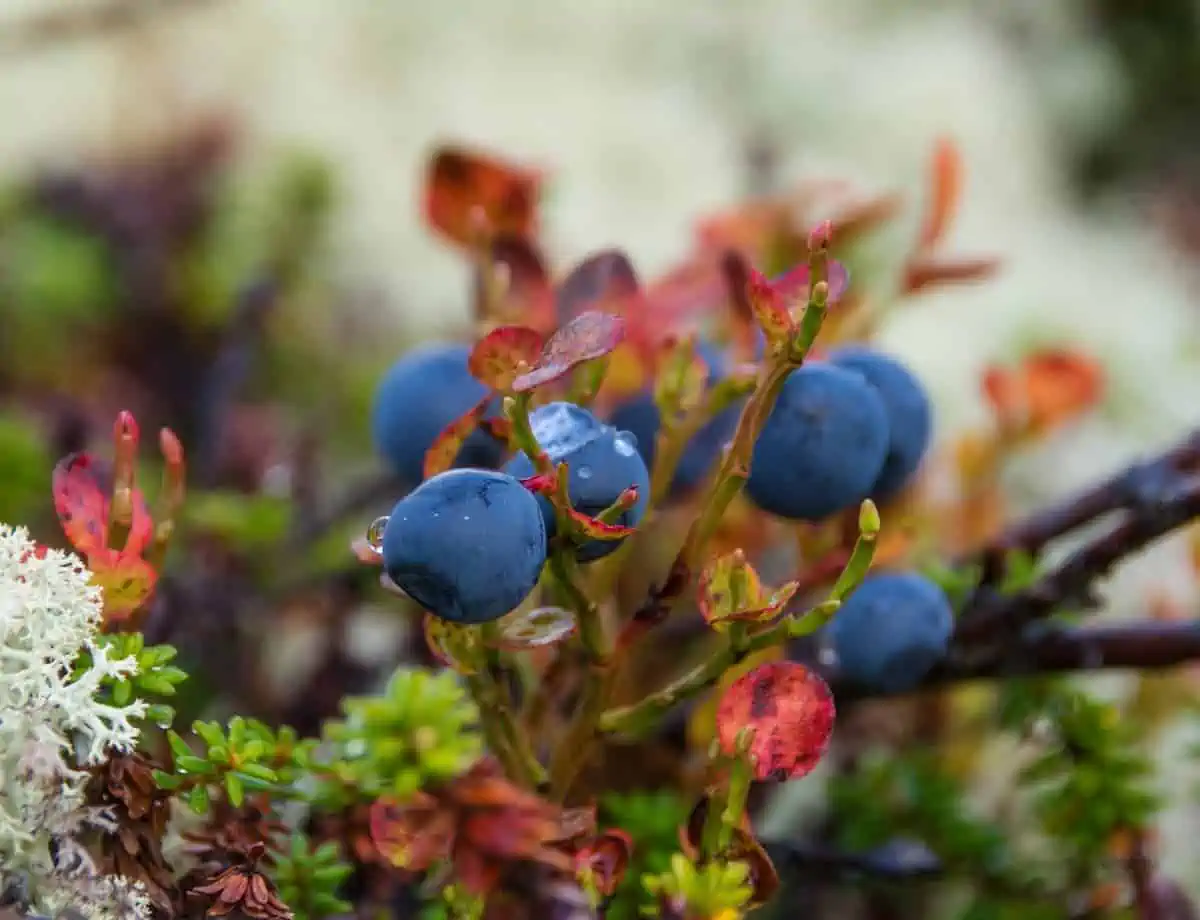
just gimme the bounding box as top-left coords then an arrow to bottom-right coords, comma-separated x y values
577,465 -> 594,480
614,433 -> 636,457
365,516 -> 389,553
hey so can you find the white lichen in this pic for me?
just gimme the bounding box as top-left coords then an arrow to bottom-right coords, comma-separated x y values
0,523 -> 148,917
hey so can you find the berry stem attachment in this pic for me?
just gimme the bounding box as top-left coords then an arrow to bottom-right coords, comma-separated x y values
464,649 -> 547,792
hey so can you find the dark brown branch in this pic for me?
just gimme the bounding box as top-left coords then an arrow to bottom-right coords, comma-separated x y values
967,428 -> 1200,583
833,619 -> 1200,703
954,475 -> 1200,647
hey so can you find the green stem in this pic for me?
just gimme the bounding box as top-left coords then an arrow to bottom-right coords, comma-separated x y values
466,626 -> 548,790
546,552 -> 612,800
600,615 -> 791,737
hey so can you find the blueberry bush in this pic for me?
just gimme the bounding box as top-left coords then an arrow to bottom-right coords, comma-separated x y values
1,133 -> 1199,920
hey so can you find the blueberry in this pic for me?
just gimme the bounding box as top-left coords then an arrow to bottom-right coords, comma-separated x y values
371,342 -> 507,484
381,469 -> 547,624
505,402 -> 650,562
829,345 -> 932,500
745,363 -> 889,521
608,339 -> 744,498
827,572 -> 954,692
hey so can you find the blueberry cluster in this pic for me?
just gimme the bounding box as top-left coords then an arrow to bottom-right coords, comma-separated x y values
369,339 -> 949,688
371,350 -> 650,622
745,346 -> 933,521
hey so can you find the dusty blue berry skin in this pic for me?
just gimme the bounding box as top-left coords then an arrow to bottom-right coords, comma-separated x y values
381,469 -> 547,624
608,339 -> 744,498
745,363 -> 890,521
829,345 -> 932,500
505,402 -> 650,563
371,342 -> 507,485
827,572 -> 954,692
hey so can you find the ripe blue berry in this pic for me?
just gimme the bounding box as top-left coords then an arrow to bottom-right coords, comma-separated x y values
829,345 -> 932,500
371,342 -> 506,484
505,402 -> 650,562
826,571 -> 954,692
608,339 -> 744,498
381,469 -> 547,624
745,363 -> 889,521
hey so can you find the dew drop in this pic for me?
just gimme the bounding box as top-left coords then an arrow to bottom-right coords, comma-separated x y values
577,465 -> 594,480
365,516 -> 389,553
614,433 -> 636,457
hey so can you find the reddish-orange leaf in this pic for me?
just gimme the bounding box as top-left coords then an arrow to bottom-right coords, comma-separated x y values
368,796 -> 452,871
577,829 -> 633,896
716,661 -> 835,782
699,550 -> 799,628
517,472 -> 558,497
643,257 -> 728,331
981,367 -> 1022,428
917,136 -> 962,250
512,311 -> 625,393
1021,349 -> 1105,432
747,270 -> 795,354
468,325 -> 545,391
719,251 -> 756,354
695,199 -> 792,261
483,235 -> 555,330
423,397 -> 493,480
424,146 -> 541,247
902,255 -> 1000,296
827,193 -> 904,248
556,250 -> 641,324
565,507 -> 637,541
53,453 -> 110,556
88,550 -> 158,623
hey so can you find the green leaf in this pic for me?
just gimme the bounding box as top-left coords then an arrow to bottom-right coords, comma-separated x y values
167,730 -> 192,760
152,770 -> 183,790
236,762 -> 278,782
111,680 -> 133,706
225,772 -> 245,807
193,720 -> 226,749
175,755 -> 212,774
137,675 -> 180,696
187,784 -> 210,815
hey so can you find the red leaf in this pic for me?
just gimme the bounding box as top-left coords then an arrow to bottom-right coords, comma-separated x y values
88,550 -> 158,623
556,250 -> 641,323
565,507 -> 637,541
468,326 -> 545,391
577,829 -> 633,896
902,255 -> 1000,296
698,551 -> 799,628
482,235 -> 555,330
716,661 -> 835,781
424,146 -> 542,247
746,270 -> 795,353
53,453 -> 110,556
917,136 -> 962,250
423,397 -> 493,480
773,259 -> 850,305
517,472 -> 558,496
512,311 -> 625,393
